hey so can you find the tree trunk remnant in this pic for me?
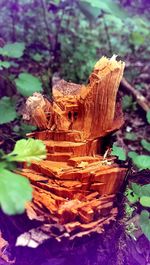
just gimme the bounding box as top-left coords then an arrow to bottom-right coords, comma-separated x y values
19,56 -> 127,246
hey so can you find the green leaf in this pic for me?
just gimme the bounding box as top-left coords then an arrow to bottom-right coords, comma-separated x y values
122,95 -> 133,111
141,139 -> 150,152
141,184 -> 150,197
53,0 -> 60,4
128,151 -> 138,160
0,162 -> 7,170
146,110 -> 150,124
0,169 -> 32,215
125,188 -> 139,204
80,0 -> 127,19
0,42 -> 25,58
0,61 -> 11,69
20,123 -> 37,137
125,132 -> 137,141
15,73 -> 43,96
132,155 -> 150,169
140,197 -> 150,208
7,138 -> 46,163
140,210 -> 150,241
0,97 -> 17,124
131,183 -> 150,198
78,1 -> 100,21
32,53 -> 43,62
130,32 -> 145,46
131,183 -> 141,197
111,144 -> 126,161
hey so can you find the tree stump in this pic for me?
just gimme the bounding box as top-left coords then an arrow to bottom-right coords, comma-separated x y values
18,56 -> 127,246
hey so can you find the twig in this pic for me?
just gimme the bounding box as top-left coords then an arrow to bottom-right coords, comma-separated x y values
103,15 -> 112,54
121,77 -> 150,112
40,0 -> 52,49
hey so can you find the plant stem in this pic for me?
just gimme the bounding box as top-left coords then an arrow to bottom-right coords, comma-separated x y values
103,15 -> 112,54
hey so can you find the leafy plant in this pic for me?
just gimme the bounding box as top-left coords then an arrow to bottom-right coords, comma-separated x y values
126,183 -> 150,240
111,144 -> 126,161
0,97 -> 17,124
111,144 -> 150,170
0,138 -> 46,215
0,42 -> 25,58
140,210 -> 150,241
7,138 -> 46,162
79,0 -> 127,20
0,169 -> 32,215
141,139 -> 150,152
15,73 -> 43,97
125,203 -> 136,218
0,61 -> 11,70
113,142 -> 150,241
129,153 -> 150,170
130,183 -> 150,205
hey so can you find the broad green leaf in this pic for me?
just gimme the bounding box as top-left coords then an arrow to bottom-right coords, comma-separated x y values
125,132 -> 137,141
122,95 -> 133,111
15,73 -> 43,96
0,97 -> 17,124
140,210 -> 150,241
80,0 -> 127,19
0,169 -> 32,215
0,162 -> 7,170
111,144 -> 126,161
141,184 -> 150,197
141,139 -> 150,152
0,42 -> 25,58
146,110 -> 150,124
131,183 -> 150,197
7,138 -> 46,162
0,61 -> 11,69
128,151 -> 138,160
140,197 -> 150,208
132,155 -> 150,169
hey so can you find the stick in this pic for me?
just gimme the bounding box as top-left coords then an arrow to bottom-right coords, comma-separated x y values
121,77 -> 150,112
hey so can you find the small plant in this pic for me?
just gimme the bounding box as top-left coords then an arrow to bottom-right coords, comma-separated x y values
112,143 -> 150,241
0,138 -> 46,215
0,41 -> 43,126
111,144 -> 126,161
125,202 -> 136,218
125,222 -> 138,241
111,143 -> 150,169
125,183 -> 150,241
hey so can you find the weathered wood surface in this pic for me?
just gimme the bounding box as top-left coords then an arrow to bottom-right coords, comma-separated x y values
19,56 -> 127,245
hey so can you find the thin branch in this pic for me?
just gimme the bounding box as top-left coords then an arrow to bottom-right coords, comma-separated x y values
121,77 -> 150,112
40,0 -> 52,50
103,15 -> 112,54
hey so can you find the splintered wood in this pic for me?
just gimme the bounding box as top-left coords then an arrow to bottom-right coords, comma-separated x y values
20,56 -> 127,245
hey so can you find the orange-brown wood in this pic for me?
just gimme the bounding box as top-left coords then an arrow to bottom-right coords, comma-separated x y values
21,56 -> 127,242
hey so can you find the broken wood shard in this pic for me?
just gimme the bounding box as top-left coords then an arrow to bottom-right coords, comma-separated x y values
20,56 -> 127,245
